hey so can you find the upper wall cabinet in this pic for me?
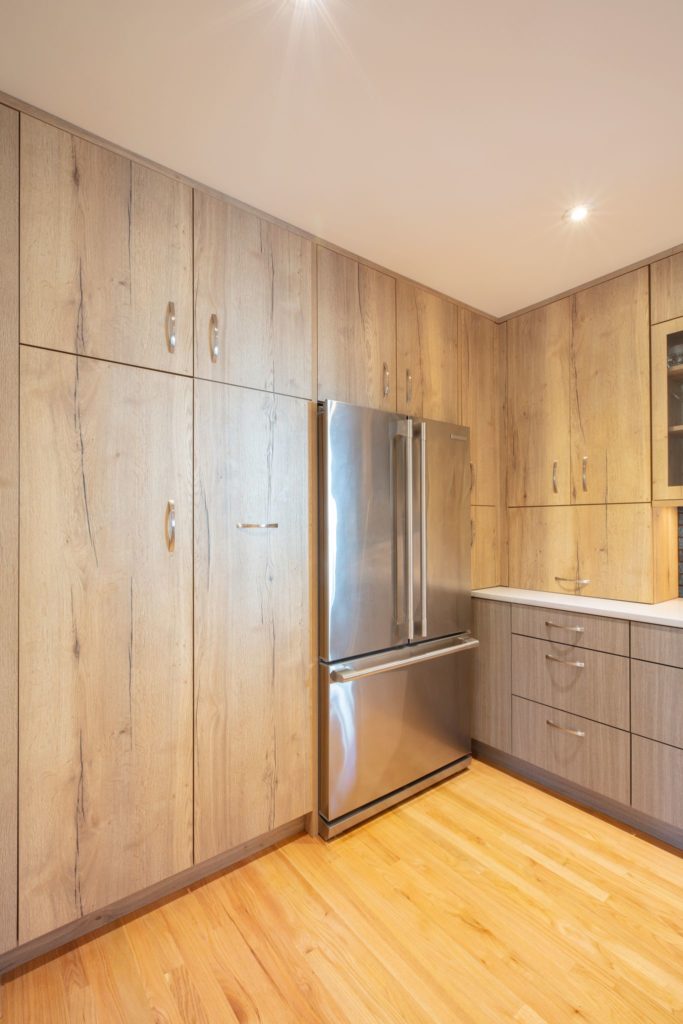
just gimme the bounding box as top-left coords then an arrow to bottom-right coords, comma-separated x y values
651,252 -> 683,324
20,116 -> 193,375
507,298 -> 571,506
570,269 -> 650,504
317,246 -> 396,410
651,314 -> 683,503
459,308 -> 502,506
194,193 -> 314,398
396,282 -> 459,422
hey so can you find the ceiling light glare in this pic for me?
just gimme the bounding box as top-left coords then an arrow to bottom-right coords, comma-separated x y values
565,204 -> 589,223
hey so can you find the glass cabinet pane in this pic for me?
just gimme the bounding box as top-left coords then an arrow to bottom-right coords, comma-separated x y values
667,329 -> 683,486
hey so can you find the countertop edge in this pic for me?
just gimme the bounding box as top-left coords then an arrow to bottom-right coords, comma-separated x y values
471,587 -> 683,629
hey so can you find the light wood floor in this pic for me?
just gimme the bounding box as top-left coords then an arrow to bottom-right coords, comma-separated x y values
2,760 -> 683,1023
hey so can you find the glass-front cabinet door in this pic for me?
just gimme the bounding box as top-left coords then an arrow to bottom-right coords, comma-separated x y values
652,315 -> 683,501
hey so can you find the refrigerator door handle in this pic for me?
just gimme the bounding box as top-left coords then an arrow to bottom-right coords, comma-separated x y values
404,419 -> 414,641
419,420 -> 428,638
329,635 -> 479,682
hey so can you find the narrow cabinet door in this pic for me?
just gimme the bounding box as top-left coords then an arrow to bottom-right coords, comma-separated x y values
20,115 -> 193,374
19,349 -> 193,943
194,192 -> 314,398
194,381 -> 313,860
396,281 -> 459,422
317,246 -> 396,411
459,307 -> 501,505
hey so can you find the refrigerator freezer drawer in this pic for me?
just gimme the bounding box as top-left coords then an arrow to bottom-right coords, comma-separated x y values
319,637 -> 476,826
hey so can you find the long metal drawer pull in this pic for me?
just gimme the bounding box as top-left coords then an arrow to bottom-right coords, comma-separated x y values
405,421 -> 414,641
545,620 -> 585,634
546,719 -> 586,738
236,523 -> 278,529
420,421 -> 427,639
167,301 -> 176,352
552,460 -> 558,494
166,500 -> 176,552
470,462 -> 476,494
545,653 -> 585,668
383,362 -> 390,398
406,368 -> 413,403
330,637 -> 480,682
210,313 -> 220,362
582,455 -> 588,492
554,577 -> 591,587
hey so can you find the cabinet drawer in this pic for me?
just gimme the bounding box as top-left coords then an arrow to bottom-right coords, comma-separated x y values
512,697 -> 630,805
511,604 -> 629,655
632,735 -> 683,829
631,621 -> 683,668
631,660 -> 683,748
512,635 -> 629,729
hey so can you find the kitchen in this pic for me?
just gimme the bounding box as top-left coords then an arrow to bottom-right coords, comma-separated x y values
1,2 -> 683,1021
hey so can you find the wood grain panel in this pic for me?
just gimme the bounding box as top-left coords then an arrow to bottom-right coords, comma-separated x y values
511,635 -> 629,730
471,599 -> 511,753
471,506 -> 501,589
631,620 -> 683,669
317,247 -> 396,410
194,381 -> 313,861
396,281 -> 459,422
632,735 -> 683,829
507,505 -> 578,594
510,604 -> 629,655
194,192 -> 314,397
631,659 -> 683,749
512,697 -> 630,805
19,349 -> 193,943
459,307 -> 500,506
20,115 -> 193,374
0,103 -> 18,956
651,252 -> 683,324
570,270 -> 650,503
506,298 -> 571,506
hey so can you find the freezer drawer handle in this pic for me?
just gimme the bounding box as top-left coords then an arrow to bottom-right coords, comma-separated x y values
544,620 -> 585,634
546,719 -> 586,738
545,654 -> 585,669
329,637 -> 479,683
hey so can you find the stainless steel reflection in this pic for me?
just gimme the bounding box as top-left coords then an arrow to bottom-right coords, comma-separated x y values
330,632 -> 479,681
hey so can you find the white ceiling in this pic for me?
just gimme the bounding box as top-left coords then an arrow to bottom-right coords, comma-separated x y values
2,0 -> 683,317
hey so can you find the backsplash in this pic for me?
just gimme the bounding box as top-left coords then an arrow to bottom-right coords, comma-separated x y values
679,507 -> 683,596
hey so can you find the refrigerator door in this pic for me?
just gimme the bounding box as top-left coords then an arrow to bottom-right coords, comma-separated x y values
413,419 -> 471,641
319,400 -> 411,662
319,634 -> 477,824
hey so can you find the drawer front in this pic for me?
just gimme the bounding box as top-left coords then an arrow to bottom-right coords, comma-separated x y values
512,635 -> 629,730
511,604 -> 629,656
512,697 -> 630,805
631,621 -> 683,668
632,735 -> 683,829
632,659 -> 683,748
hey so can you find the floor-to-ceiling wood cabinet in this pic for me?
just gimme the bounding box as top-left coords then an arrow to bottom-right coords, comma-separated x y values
194,381 -> 314,861
396,281 -> 459,422
19,348 -> 194,943
0,103 -> 18,957
20,115 -> 193,375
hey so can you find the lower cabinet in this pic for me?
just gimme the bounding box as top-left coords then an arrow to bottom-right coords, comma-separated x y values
19,348 -> 194,943
193,381 -> 314,861
632,736 -> 683,830
471,599 -> 511,753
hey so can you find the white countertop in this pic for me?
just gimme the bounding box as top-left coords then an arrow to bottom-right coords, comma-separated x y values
472,587 -> 683,628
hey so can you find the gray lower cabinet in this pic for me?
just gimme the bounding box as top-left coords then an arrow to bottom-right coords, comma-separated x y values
632,736 -> 683,829
472,599 -> 511,753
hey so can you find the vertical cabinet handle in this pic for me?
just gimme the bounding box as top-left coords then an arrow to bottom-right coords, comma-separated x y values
405,422 -> 414,641
470,462 -> 476,495
471,519 -> 476,546
210,314 -> 220,363
166,301 -> 176,352
166,500 -> 176,552
406,369 -> 413,404
552,460 -> 558,494
383,362 -> 390,398
582,455 -> 588,492
420,421 -> 427,639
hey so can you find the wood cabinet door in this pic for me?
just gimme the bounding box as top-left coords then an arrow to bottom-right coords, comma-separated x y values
508,506 -> 578,595
0,103 -> 18,957
651,315 -> 683,503
20,116 -> 193,375
471,599 -> 511,753
651,252 -> 683,325
459,308 -> 502,505
507,298 -> 571,506
317,246 -> 396,410
471,506 -> 502,589
570,269 -> 650,504
194,381 -> 314,861
396,281 -> 459,422
19,349 -> 193,943
194,192 -> 314,398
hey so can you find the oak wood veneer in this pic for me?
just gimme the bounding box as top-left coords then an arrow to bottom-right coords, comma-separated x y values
396,280 -> 459,422
651,251 -> 683,324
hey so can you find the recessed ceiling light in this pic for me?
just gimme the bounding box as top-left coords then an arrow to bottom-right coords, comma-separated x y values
565,204 -> 590,223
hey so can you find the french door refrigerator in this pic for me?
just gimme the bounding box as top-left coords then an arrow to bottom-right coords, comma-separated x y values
318,400 -> 479,838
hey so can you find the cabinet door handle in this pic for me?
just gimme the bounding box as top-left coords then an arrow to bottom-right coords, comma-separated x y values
166,500 -> 176,552
552,460 -> 558,494
470,462 -> 476,494
582,455 -> 588,492
471,519 -> 475,547
210,313 -> 220,363
236,522 -> 279,529
545,653 -> 585,668
406,368 -> 413,403
167,301 -> 176,352
383,362 -> 390,398
544,620 -> 585,634
546,719 -> 586,738
554,576 -> 591,587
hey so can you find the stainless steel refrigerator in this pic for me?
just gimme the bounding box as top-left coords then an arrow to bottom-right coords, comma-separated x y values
318,400 -> 479,838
